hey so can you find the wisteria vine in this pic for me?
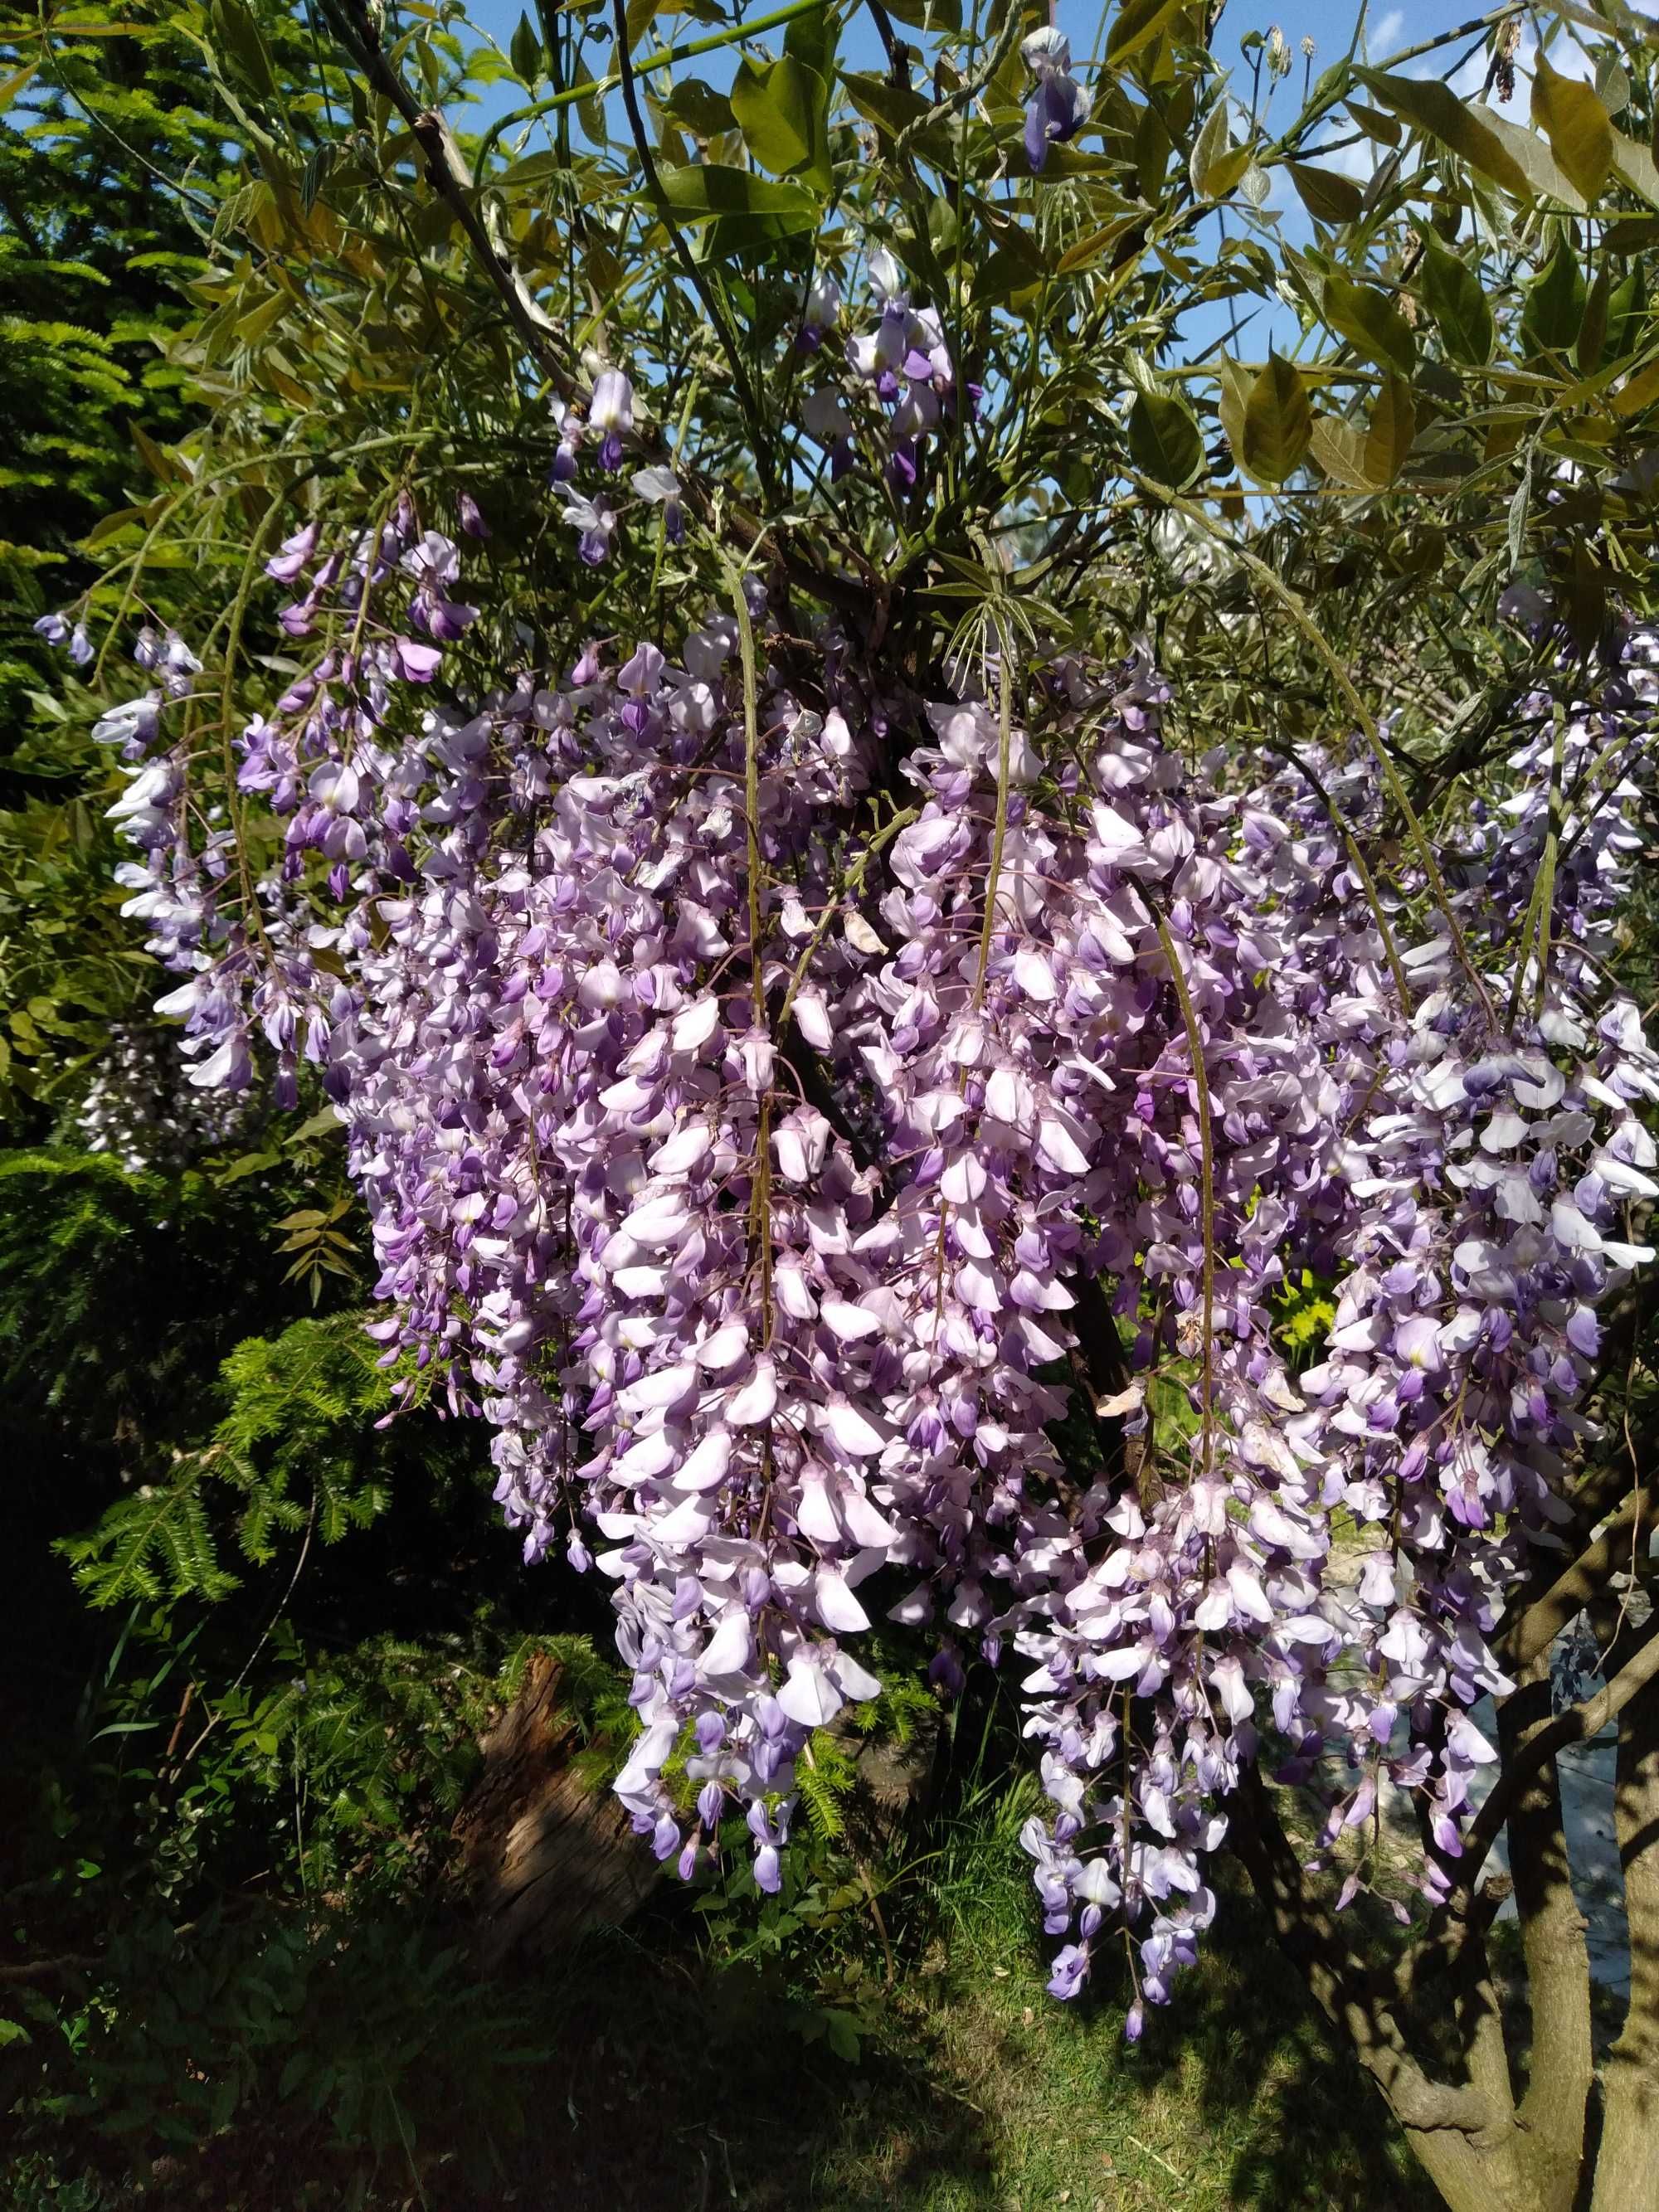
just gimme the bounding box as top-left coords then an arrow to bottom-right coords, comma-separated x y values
40,360 -> 1659,2025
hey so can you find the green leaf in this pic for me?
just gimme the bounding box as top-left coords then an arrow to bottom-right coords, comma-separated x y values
837,67 -> 932,141
1309,415 -> 1370,489
1214,355 -> 1253,474
1240,351 -> 1311,484
509,10 -> 543,84
1576,263 -> 1610,375
1287,161 -> 1364,226
1506,465 -> 1530,572
1321,274 -> 1416,375
0,61 -> 39,110
625,0 -> 664,46
217,1150 -> 283,1184
1609,127 -> 1659,207
1364,371 -> 1416,485
1595,54 -> 1630,117
1612,353 -> 1659,419
1463,100 -> 1584,209
84,504 -> 147,548
879,0 -> 960,28
208,0 -> 279,102
1190,93 -> 1250,199
1053,209 -> 1142,275
662,75 -> 736,139
729,54 -> 830,185
783,2 -> 835,81
1418,233 -> 1494,367
1530,51 -> 1613,204
236,290 -> 289,348
652,163 -> 819,239
1107,0 -> 1185,66
1344,99 -> 1401,149
1127,387 -> 1204,487
1520,240 -> 1586,357
1353,68 -> 1535,201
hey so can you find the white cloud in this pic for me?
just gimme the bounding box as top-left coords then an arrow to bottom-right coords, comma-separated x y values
1370,9 -> 1404,52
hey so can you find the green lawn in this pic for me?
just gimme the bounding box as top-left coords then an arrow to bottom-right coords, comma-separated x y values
1,1796 -> 1436,2212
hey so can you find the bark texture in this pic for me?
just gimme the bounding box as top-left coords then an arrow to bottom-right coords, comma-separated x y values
1590,1670 -> 1659,2212
450,1650 -> 659,1968
1228,1551 -> 1659,2212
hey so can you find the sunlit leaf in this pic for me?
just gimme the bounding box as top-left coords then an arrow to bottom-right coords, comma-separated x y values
1321,274 -> 1415,376
1287,162 -> 1363,226
1107,0 -> 1185,66
1127,386 -> 1204,487
1530,51 -> 1613,204
1418,233 -> 1494,367
1364,371 -> 1416,486
1240,350 -> 1311,484
1354,69 -> 1535,202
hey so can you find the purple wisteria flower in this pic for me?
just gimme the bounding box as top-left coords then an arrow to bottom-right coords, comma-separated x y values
589,367 -> 635,471
631,464 -> 685,544
559,489 -> 617,565
81,464 -> 1659,2030
1022,28 -> 1092,173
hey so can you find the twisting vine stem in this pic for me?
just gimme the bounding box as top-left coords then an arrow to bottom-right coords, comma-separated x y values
1151,905 -> 1216,1477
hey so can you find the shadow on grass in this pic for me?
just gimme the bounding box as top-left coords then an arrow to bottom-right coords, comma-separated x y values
1125,1866 -> 1441,2212
2,1866 -> 1440,2212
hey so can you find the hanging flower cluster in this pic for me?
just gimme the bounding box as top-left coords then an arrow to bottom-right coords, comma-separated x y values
39,500 -> 1657,2021
800,248 -> 966,490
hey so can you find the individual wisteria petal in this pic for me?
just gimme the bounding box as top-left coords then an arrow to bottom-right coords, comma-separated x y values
590,367 -> 635,470
631,464 -> 684,542
1024,69 -> 1093,172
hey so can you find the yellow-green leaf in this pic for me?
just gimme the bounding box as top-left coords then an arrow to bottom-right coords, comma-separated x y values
1321,274 -> 1415,376
1309,416 -> 1370,489
1240,350 -> 1311,484
1190,94 -> 1252,200
1287,161 -> 1364,226
729,53 -> 830,185
1126,386 -> 1204,487
1418,233 -> 1493,367
1054,210 -> 1142,275
1530,51 -> 1613,204
1354,69 -> 1534,201
1107,0 -> 1185,66
1364,371 -> 1417,484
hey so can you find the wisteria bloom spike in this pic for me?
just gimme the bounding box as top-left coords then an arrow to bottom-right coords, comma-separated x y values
47,473 -> 1657,2025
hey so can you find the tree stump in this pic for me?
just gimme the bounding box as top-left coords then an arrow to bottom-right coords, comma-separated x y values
450,1650 -> 658,1968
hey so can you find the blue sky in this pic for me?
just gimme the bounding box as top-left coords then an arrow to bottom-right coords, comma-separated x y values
450,0 -> 1622,367
460,1 -> 1610,110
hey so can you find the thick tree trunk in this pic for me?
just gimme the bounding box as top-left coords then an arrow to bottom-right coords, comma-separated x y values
1589,1672 -> 1659,2212
1499,1649 -> 1594,2212
1399,2116 -> 1550,2212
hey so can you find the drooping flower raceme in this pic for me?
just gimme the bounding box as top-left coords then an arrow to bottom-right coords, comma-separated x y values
51,503 -> 1658,2021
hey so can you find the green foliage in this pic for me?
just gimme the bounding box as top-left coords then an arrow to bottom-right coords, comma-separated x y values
60,1313 -> 399,1607
1272,1268 -> 1338,1371
3,1 -> 1659,2203
0,805 -> 148,1125
10,1906 -> 548,2192
0,1149 -> 297,1452
0,4 -> 221,732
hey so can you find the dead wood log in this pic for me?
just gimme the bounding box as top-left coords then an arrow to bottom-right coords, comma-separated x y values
450,1650 -> 658,1968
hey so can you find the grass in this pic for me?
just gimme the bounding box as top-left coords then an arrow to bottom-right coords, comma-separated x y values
1,1779 -> 1438,2212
